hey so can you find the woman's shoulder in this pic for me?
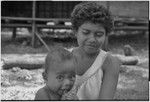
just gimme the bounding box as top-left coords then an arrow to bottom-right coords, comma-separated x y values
105,52 -> 121,63
102,52 -> 121,73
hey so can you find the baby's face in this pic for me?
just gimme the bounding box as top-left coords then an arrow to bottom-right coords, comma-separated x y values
46,60 -> 75,96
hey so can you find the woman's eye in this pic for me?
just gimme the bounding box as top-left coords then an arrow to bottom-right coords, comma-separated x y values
56,75 -> 64,81
82,30 -> 89,35
95,32 -> 104,37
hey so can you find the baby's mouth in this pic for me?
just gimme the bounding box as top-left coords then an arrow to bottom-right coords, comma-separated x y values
62,89 -> 69,94
58,89 -> 69,95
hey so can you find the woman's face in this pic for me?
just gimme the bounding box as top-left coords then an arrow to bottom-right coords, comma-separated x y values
75,22 -> 106,54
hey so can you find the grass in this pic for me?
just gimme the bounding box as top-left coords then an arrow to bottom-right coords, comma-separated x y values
115,65 -> 149,100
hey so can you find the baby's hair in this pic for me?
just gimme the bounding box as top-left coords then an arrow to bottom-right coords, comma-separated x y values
43,46 -> 76,80
71,2 -> 113,35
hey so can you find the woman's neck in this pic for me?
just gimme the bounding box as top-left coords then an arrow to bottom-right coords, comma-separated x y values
78,47 -> 100,58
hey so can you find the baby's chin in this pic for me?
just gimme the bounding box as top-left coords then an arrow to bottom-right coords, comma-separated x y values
57,89 -> 70,96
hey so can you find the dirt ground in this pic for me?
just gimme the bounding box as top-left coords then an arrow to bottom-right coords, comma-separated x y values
1,30 -> 149,100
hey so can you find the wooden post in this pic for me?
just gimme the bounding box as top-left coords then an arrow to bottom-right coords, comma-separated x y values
106,1 -> 110,11
31,1 -> 36,47
103,1 -> 110,51
12,28 -> 17,40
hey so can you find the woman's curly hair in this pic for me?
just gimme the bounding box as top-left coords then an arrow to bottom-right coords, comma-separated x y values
71,2 -> 113,34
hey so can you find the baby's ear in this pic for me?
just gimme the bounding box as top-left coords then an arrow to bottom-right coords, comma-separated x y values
42,72 -> 47,81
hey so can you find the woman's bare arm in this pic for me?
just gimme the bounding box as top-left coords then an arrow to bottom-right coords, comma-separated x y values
99,54 -> 121,100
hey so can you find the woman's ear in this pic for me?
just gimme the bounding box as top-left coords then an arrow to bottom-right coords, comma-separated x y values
73,29 -> 77,37
102,35 -> 109,51
42,72 -> 47,81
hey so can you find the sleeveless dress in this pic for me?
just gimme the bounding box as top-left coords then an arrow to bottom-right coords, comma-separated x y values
61,49 -> 108,100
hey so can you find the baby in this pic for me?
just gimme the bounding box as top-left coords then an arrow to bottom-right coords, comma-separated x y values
34,47 -> 76,100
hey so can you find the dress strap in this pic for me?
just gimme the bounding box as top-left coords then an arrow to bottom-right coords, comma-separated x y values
75,49 -> 108,87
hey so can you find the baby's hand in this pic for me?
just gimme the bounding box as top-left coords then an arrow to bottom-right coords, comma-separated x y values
61,89 -> 78,100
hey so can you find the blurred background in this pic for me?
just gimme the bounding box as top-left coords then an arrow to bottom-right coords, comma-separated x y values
1,1 -> 149,100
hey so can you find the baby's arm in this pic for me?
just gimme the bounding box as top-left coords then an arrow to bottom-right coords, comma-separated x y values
34,87 -> 50,100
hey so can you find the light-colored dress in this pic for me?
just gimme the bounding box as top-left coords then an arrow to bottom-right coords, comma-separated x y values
61,49 -> 108,100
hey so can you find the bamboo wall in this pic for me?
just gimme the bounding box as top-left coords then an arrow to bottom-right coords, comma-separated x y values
1,1 -> 80,18
1,1 -> 32,17
36,1 -> 80,18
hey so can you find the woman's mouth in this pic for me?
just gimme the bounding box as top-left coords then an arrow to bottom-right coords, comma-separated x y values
86,44 -> 97,49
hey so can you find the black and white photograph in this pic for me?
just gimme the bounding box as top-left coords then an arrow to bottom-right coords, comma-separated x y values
1,1 -> 149,101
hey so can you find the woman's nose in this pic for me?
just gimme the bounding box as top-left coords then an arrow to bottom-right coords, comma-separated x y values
88,33 -> 96,42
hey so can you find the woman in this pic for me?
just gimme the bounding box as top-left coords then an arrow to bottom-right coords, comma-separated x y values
62,2 -> 121,100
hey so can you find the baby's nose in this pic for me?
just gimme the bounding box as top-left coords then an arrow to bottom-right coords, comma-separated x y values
62,79 -> 72,88
64,78 -> 72,85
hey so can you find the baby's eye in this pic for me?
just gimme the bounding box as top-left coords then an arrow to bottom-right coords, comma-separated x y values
68,75 -> 75,81
56,75 -> 64,81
